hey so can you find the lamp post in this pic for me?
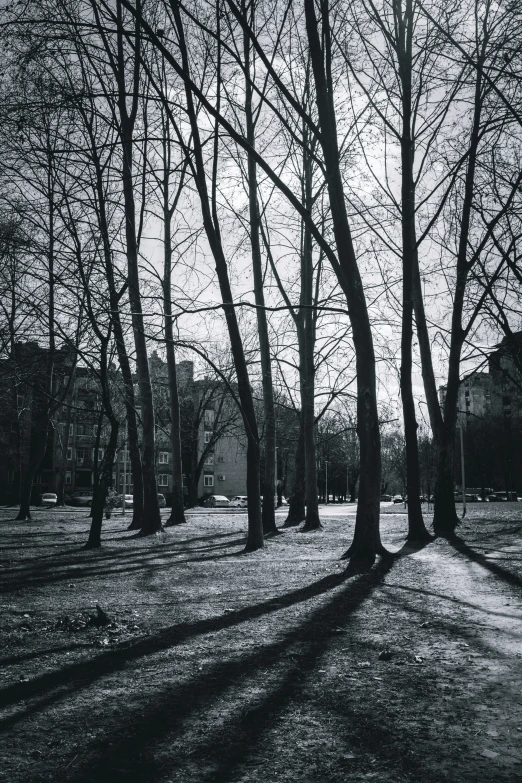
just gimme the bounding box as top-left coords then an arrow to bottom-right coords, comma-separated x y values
325,460 -> 329,505
275,446 -> 278,508
121,419 -> 128,515
459,415 -> 466,519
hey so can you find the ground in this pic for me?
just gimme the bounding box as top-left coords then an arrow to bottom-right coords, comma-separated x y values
1,502 -> 521,783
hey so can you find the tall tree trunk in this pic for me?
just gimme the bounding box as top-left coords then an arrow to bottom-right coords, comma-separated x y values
120,129 -> 161,535
56,397 -> 73,506
16,141 -> 56,521
82,98 -> 144,531
243,7 -> 277,535
304,0 -> 383,561
88,409 -> 104,518
397,0 -> 431,543
422,45 -> 485,536
173,0 -> 263,551
283,424 -> 306,527
86,416 -> 119,549
163,213 -> 186,527
299,137 -> 320,532
110,0 -> 161,536
15,418 -> 49,521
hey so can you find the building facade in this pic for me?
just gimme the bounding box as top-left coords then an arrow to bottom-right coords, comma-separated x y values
439,332 -> 522,494
0,345 -> 248,504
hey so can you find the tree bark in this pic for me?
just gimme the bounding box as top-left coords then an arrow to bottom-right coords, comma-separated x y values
15,418 -> 49,521
86,415 -> 119,549
172,0 -> 263,551
163,211 -> 186,527
396,0 -> 431,543
283,424 -> 306,527
81,85 -> 145,531
114,0 -> 161,536
304,0 -> 383,561
243,6 -> 277,536
299,124 -> 320,532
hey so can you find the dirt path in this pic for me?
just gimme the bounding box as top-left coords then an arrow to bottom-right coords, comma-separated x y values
0,505 -> 521,782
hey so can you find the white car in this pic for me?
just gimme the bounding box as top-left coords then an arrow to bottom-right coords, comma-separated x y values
203,495 -> 230,508
41,493 -> 57,507
229,496 -> 248,508
115,494 -> 134,509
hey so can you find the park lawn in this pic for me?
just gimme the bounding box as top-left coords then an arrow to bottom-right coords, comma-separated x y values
0,504 -> 521,782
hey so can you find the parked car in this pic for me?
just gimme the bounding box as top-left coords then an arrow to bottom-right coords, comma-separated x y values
392,495 -> 404,504
40,492 -> 57,507
157,493 -> 166,508
229,495 -> 248,508
69,490 -> 93,507
115,494 -> 134,508
202,495 -> 230,508
454,493 -> 480,503
380,494 -> 392,502
486,491 -> 517,502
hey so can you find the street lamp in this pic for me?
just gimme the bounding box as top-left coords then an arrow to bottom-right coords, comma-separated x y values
325,460 -> 329,505
458,410 -> 466,519
121,419 -> 128,515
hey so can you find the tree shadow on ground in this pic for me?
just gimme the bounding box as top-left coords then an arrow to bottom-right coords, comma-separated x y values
64,557 -> 396,783
0,533 -> 248,593
0,642 -> 97,668
447,534 -> 522,590
0,546 -> 406,730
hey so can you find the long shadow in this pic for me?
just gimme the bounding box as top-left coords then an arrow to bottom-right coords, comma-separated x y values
65,557 -> 396,783
0,541 -> 252,594
1,530 -> 241,564
0,533 -> 247,593
0,558 -> 387,725
447,534 -> 522,590
0,642 -> 97,668
0,570 -> 347,716
379,582 -> 522,620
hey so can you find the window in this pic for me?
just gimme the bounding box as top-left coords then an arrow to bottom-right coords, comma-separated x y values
67,447 -> 72,461
16,394 -> 23,409
204,431 -> 212,444
65,471 -> 72,485
204,409 -> 215,427
159,452 -> 169,464
76,448 -> 87,464
158,474 -> 169,487
69,424 -> 74,436
203,474 -> 214,487
92,449 -> 104,462
77,423 -> 88,437
204,453 -> 214,465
